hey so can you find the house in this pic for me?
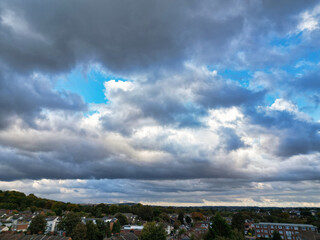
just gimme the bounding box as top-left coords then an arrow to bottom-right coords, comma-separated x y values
244,220 -> 255,236
15,223 -> 29,232
0,226 -> 9,232
103,217 -> 118,231
254,222 -> 319,240
45,216 -> 60,234
121,225 -> 143,237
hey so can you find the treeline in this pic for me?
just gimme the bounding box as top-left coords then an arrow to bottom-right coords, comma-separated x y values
0,190 -> 215,219
0,190 -> 59,211
1,190 -> 319,229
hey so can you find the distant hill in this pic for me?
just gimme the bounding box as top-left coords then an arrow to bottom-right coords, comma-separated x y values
0,190 -> 62,211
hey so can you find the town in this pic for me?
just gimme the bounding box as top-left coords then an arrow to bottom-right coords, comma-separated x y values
0,191 -> 319,240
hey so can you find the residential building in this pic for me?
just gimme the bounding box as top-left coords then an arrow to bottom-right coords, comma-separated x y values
45,216 -> 60,234
254,222 -> 319,240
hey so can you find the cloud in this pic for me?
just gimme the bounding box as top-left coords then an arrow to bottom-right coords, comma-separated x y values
245,99 -> 320,157
0,0 -> 247,74
0,66 -> 87,129
0,0 -> 319,206
101,65 -> 264,134
1,178 -> 320,207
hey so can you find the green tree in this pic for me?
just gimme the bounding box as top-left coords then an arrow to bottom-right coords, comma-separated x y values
174,220 -> 181,229
178,212 -> 184,225
58,212 -> 81,236
115,213 -> 128,226
231,212 -> 245,232
280,212 -> 290,220
272,231 -> 282,240
71,222 -> 87,240
231,229 -> 245,240
185,216 -> 192,225
96,220 -> 106,240
28,214 -> 47,234
106,222 -> 112,237
140,222 -> 166,240
30,206 -> 37,213
51,202 -> 65,216
178,229 -> 186,238
205,213 -> 232,240
159,213 -> 170,223
137,205 -> 154,221
109,204 -> 119,215
86,221 -> 99,240
112,220 -> 121,234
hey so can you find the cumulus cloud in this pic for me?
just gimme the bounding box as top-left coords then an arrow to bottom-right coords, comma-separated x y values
0,0 -> 319,206
0,66 -> 86,129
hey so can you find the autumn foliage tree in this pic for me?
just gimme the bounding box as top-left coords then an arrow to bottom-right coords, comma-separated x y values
191,212 -> 204,221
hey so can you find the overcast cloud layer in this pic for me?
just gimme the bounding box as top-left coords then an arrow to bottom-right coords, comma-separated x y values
0,0 -> 320,206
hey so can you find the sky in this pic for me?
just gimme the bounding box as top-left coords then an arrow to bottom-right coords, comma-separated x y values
0,0 -> 320,207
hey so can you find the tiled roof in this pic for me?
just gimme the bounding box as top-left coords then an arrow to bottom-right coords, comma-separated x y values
104,232 -> 138,240
16,224 -> 28,230
0,234 -> 70,240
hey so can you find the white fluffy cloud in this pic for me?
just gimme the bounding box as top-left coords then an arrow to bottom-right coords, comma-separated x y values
0,0 -> 319,206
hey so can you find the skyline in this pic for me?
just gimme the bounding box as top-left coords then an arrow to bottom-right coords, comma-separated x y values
0,0 -> 320,206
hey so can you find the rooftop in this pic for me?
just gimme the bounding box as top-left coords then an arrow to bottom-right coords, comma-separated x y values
256,222 -> 317,228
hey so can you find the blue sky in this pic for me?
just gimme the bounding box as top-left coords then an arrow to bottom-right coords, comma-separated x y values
0,0 -> 320,206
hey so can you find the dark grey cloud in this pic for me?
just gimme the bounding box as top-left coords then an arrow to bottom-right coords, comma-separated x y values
196,80 -> 265,109
1,0 -> 317,75
218,127 -> 246,151
0,0 -> 247,74
245,106 -> 320,157
0,142 -> 249,181
0,66 -> 86,129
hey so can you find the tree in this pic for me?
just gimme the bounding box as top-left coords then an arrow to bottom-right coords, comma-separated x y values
159,213 -> 170,223
178,229 -> 186,238
137,205 -> 154,221
231,212 -> 245,232
280,212 -> 290,220
140,222 -> 166,240
86,221 -> 99,240
96,220 -> 106,240
106,222 -> 112,237
272,231 -> 282,240
191,212 -> 204,221
178,212 -> 184,225
205,213 -> 232,240
71,222 -> 87,240
185,216 -> 192,225
231,229 -> 245,240
28,214 -> 47,234
109,204 -> 119,215
115,213 -> 128,226
174,220 -> 181,230
112,220 -> 121,234
58,212 -> 81,236
51,202 -> 65,216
